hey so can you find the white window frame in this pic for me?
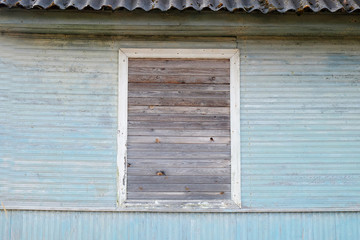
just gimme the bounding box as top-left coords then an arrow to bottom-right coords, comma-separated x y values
117,48 -> 241,211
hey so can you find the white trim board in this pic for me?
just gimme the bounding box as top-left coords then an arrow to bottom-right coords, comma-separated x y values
117,48 -> 241,210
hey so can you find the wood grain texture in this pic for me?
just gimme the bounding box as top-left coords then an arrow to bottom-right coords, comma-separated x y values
129,59 -> 230,68
127,167 -> 230,176
127,143 -> 230,151
128,97 -> 230,107
127,176 -> 230,184
128,75 -> 229,84
128,83 -> 230,91
128,184 -> 230,192
128,67 -> 229,76
127,159 -> 230,168
127,136 -> 230,144
128,114 -> 229,122
127,192 -> 230,200
128,121 -> 230,129
128,106 -> 229,115
127,58 -> 230,200
128,129 -> 230,137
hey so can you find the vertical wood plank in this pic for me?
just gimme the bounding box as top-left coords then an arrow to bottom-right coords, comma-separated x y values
117,50 -> 128,206
230,50 -> 241,207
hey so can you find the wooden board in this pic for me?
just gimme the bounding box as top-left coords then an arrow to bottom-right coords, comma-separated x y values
127,58 -> 230,200
127,192 -> 230,200
128,75 -> 229,84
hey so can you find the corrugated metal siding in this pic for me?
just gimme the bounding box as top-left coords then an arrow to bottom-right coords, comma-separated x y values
0,210 -> 359,239
240,38 -> 360,209
0,33 -> 360,210
0,34 -> 118,208
1,0 -> 359,12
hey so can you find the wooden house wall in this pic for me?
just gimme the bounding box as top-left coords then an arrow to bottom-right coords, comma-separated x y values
0,33 -> 360,211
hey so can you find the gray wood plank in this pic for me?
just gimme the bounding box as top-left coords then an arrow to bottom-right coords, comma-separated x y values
127,143 -> 230,151
127,192 -> 230,200
128,97 -> 230,107
127,168 -> 230,176
128,67 -> 229,76
128,114 -> 229,122
128,83 -> 229,92
127,129 -> 230,137
128,106 -> 230,115
128,175 -> 231,184
128,184 -> 230,192
127,176 -> 231,184
129,90 -> 229,98
128,75 -> 229,84
128,121 -> 230,130
127,136 -> 230,144
127,159 -> 230,168
129,59 -> 230,69
127,151 -> 230,159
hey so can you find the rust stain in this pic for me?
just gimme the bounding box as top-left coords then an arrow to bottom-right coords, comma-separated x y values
1,202 -> 7,218
155,138 -> 160,143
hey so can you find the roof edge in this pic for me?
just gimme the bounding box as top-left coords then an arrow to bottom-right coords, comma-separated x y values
0,0 -> 359,13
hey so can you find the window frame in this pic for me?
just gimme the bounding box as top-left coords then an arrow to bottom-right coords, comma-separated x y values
117,48 -> 241,211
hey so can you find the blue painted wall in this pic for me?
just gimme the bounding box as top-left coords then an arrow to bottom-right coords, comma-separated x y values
239,38 -> 360,209
0,33 -> 359,238
1,211 -> 360,240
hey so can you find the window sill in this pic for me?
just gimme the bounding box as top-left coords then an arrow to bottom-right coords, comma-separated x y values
117,200 -> 241,212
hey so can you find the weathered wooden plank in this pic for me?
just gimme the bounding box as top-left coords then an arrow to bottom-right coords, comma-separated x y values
124,49 -> 237,59
128,75 -> 229,84
128,67 -> 229,76
129,58 -> 230,69
127,136 -> 230,144
127,192 -> 230,200
128,83 -> 229,92
127,176 -> 231,184
127,168 -> 230,176
127,143 -> 230,151
127,151 -> 230,159
128,114 -> 230,122
128,106 -> 230,115
128,121 -> 230,129
117,49 -> 128,205
127,57 -> 231,201
128,97 -> 230,107
127,129 -> 230,137
127,159 -> 230,168
128,184 -> 230,192
230,50 -> 241,206
128,90 -> 229,98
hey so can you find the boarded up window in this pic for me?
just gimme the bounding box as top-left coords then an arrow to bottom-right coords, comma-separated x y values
127,58 -> 230,200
